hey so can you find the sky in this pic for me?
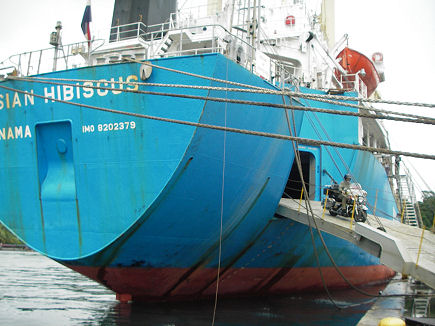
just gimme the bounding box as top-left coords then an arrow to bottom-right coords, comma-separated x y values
0,0 -> 434,198
334,0 -> 435,198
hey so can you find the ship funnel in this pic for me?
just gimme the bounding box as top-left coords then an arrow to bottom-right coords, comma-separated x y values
110,0 -> 176,42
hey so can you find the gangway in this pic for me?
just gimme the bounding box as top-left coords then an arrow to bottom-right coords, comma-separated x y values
276,198 -> 435,289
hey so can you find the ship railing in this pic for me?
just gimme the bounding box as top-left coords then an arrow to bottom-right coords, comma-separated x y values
3,18 -> 300,87
338,73 -> 368,98
174,2 -> 219,29
274,61 -> 302,88
109,22 -> 148,43
2,39 -> 105,77
156,45 -> 225,58
118,18 -> 301,87
93,20 -> 259,73
0,65 -> 16,80
126,20 -> 257,71
149,22 -> 299,86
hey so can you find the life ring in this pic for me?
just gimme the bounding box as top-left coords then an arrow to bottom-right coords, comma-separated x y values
285,15 -> 295,26
372,52 -> 383,62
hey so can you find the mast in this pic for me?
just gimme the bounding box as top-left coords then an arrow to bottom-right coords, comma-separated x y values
49,21 -> 62,72
321,0 -> 335,50
251,0 -> 257,72
228,0 -> 235,33
256,0 -> 261,49
251,0 -> 256,48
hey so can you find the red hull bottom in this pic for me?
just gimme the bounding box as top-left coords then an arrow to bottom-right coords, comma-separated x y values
67,265 -> 395,302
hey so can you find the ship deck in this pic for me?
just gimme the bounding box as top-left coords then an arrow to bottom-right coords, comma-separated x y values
276,198 -> 435,290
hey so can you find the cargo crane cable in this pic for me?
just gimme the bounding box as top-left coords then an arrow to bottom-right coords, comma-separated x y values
9,75 -> 435,123
0,84 -> 434,161
6,76 -> 435,126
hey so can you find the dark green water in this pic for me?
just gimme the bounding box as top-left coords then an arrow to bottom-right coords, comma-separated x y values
0,250 -> 385,325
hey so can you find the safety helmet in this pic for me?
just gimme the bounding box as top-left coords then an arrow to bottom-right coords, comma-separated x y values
344,174 -> 351,180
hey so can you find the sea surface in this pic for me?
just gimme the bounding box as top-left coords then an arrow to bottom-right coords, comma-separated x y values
0,250 -> 387,325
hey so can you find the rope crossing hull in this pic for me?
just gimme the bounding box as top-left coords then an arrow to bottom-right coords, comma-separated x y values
0,53 -> 397,301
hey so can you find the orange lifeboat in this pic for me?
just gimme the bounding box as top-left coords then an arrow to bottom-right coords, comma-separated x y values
335,47 -> 381,97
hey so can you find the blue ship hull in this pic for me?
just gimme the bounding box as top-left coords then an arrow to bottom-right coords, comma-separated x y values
0,53 -> 394,302
292,87 -> 398,219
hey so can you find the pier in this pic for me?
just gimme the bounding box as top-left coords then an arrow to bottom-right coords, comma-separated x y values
276,198 -> 435,290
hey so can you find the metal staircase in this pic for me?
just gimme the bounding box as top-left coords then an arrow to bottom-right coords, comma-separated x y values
403,200 -> 418,226
155,34 -> 174,57
412,297 -> 431,317
398,169 -> 421,227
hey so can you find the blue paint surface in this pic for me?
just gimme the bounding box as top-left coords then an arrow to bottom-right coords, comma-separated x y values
0,53 -> 395,281
0,54 -> 301,266
296,87 -> 398,219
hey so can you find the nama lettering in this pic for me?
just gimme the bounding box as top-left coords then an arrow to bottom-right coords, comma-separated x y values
0,125 -> 32,140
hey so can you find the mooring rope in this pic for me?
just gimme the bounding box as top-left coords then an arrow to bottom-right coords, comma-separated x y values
3,51 -> 434,303
6,76 -> 435,126
129,58 -> 435,109
0,83 -> 433,161
8,75 -> 435,124
283,94 -> 342,308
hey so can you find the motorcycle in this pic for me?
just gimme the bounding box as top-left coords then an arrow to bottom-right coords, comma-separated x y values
322,182 -> 368,222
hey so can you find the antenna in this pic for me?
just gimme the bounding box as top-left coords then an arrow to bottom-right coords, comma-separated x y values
49,21 -> 62,71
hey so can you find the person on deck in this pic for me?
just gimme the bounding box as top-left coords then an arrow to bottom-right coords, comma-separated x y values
338,174 -> 352,214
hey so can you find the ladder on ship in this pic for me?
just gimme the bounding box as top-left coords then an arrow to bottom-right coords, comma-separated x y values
411,283 -> 433,318
403,199 -> 418,227
398,172 -> 420,227
412,296 -> 431,318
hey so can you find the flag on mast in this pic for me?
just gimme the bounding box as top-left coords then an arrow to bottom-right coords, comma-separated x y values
81,0 -> 92,46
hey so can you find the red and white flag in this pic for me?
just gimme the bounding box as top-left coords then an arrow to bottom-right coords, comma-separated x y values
81,0 -> 92,46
